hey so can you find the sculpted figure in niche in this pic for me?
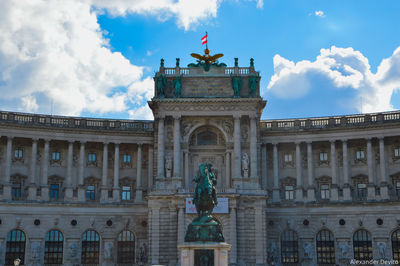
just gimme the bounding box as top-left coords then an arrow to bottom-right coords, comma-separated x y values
155,74 -> 167,98
68,242 -> 78,258
31,242 -> 41,261
248,75 -> 259,97
139,243 -> 147,264
104,242 -> 113,260
173,76 -> 182,98
231,76 -> 242,98
165,154 -> 173,178
339,242 -> 349,258
378,242 -> 386,259
303,242 -> 312,259
241,153 -> 249,178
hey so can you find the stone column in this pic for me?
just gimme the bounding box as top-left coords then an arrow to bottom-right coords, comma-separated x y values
272,143 -> 280,202
177,205 -> 185,265
330,140 -> 339,202
233,115 -> 241,180
250,116 -> 258,178
41,139 -> 50,201
255,203 -> 265,265
148,145 -> 154,190
27,138 -> 38,201
225,151 -> 231,188
151,207 -> 160,265
100,142 -> 109,202
342,139 -> 351,201
366,138 -> 376,201
261,144 -> 267,189
295,142 -> 303,202
157,116 -> 165,178
113,143 -> 120,202
379,137 -> 389,200
185,151 -> 190,189
135,144 -> 143,202
173,116 -> 181,178
3,137 -> 13,200
77,141 -> 86,202
306,142 -> 315,202
229,201 -> 237,265
65,141 -> 74,201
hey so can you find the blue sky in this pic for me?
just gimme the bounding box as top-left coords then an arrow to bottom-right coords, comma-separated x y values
1,0 -> 400,120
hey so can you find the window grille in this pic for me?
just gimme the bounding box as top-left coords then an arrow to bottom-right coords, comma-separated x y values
392,229 -> 400,260
49,184 -> 59,199
316,229 -> 335,264
285,185 -> 294,200
5,229 -> 26,265
44,230 -> 63,265
320,184 -> 330,200
357,183 -> 367,200
117,230 -> 135,264
86,185 -> 96,200
281,230 -> 298,264
81,230 -> 100,265
14,148 -> 23,159
353,230 -> 372,260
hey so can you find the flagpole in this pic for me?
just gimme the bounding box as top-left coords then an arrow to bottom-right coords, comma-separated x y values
206,31 -> 208,50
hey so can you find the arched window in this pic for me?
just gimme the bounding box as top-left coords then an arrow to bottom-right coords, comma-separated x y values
197,130 -> 217,145
392,229 -> 400,260
117,230 -> 135,264
44,230 -> 63,265
281,230 -> 299,264
353,230 -> 372,260
316,229 -> 335,265
5,229 -> 26,265
81,230 -> 100,265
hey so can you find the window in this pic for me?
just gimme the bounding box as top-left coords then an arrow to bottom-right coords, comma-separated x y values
396,182 -> 400,197
320,184 -> 330,200
319,152 -> 328,162
357,183 -> 367,200
395,148 -> 400,158
5,229 -> 26,265
356,150 -> 365,160
44,230 -> 63,265
281,230 -> 298,264
14,148 -> 23,159
12,182 -> 22,200
117,230 -> 135,264
86,185 -> 96,201
51,151 -> 61,161
88,153 -> 96,162
285,185 -> 294,200
49,184 -> 60,199
392,229 -> 400,260
123,154 -> 131,163
316,230 -> 335,265
284,153 -> 293,163
197,130 -> 217,145
122,186 -> 131,201
353,230 -> 372,260
81,230 -> 100,265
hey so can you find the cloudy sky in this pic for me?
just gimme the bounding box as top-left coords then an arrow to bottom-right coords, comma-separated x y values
1,0 -> 399,120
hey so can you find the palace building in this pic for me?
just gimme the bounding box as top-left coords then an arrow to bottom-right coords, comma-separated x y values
1,53 -> 400,265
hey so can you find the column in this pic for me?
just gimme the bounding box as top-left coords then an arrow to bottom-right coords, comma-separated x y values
27,138 -> 38,200
41,139 -> 50,201
151,207 -> 160,265
148,145 -> 154,190
306,142 -> 315,202
261,144 -> 267,189
65,141 -> 74,201
330,140 -> 339,202
100,142 -> 109,202
177,205 -> 185,265
367,138 -> 376,201
185,151 -> 190,189
295,142 -> 303,202
77,141 -> 86,202
233,115 -> 241,180
157,116 -> 165,178
250,116 -> 258,178
113,143 -> 120,202
272,143 -> 280,202
379,137 -> 389,200
173,116 -> 181,178
255,203 -> 265,265
342,140 -> 351,201
225,151 -> 231,188
4,137 -> 13,200
229,201 -> 237,265
135,144 -> 143,202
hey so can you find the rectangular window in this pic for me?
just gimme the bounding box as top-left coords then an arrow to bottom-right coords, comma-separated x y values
88,153 -> 96,162
86,185 -> 96,200
284,153 -> 293,163
51,151 -> 60,161
395,148 -> 400,158
357,183 -> 367,200
12,182 -> 22,200
49,184 -> 59,199
123,154 -> 131,163
122,186 -> 131,201
319,152 -> 328,162
396,182 -> 400,197
14,148 -> 23,159
320,184 -> 330,199
356,150 -> 365,160
285,185 -> 294,200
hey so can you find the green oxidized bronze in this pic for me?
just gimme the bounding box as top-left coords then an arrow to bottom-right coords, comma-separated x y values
248,75 -> 259,97
188,48 -> 226,72
173,76 -> 182,98
231,76 -> 242,98
155,74 -> 167,98
184,163 -> 224,242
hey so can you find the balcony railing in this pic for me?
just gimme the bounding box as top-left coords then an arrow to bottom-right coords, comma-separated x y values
161,66 -> 256,76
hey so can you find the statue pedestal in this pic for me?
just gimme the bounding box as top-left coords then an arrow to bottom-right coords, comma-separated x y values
178,242 -> 231,266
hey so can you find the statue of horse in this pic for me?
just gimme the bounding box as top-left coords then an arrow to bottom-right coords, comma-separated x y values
193,162 -> 217,217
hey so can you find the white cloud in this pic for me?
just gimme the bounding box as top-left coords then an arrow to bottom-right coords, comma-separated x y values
128,105 -> 154,120
20,95 -> 38,113
267,46 -> 400,113
315,10 -> 325,17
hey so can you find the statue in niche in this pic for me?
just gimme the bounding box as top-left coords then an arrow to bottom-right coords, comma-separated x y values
138,243 -> 147,265
241,153 -> 249,178
68,242 -> 78,258
104,242 -> 113,260
378,242 -> 386,259
267,242 -> 277,264
31,242 -> 41,261
339,242 -> 349,258
155,74 -> 167,98
231,76 -> 242,98
165,154 -> 173,178
173,76 -> 182,98
303,242 -> 312,259
248,75 -> 259,97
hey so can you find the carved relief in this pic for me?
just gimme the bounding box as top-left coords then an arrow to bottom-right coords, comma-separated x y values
241,153 -> 249,178
241,125 -> 248,142
165,154 -> 173,178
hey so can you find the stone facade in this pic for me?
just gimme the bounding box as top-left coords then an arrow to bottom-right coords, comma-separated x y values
0,58 -> 399,265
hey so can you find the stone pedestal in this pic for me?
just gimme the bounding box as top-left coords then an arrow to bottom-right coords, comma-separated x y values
64,187 -> 74,201
41,186 -> 49,201
27,185 -> 37,201
380,184 -> 389,201
330,186 -> 339,202
295,187 -> 303,202
112,188 -> 120,202
179,242 -> 231,266
272,188 -> 280,203
306,187 -> 315,202
135,189 -> 143,203
367,185 -> 376,201
342,185 -> 351,202
100,188 -> 109,203
77,187 -> 86,202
